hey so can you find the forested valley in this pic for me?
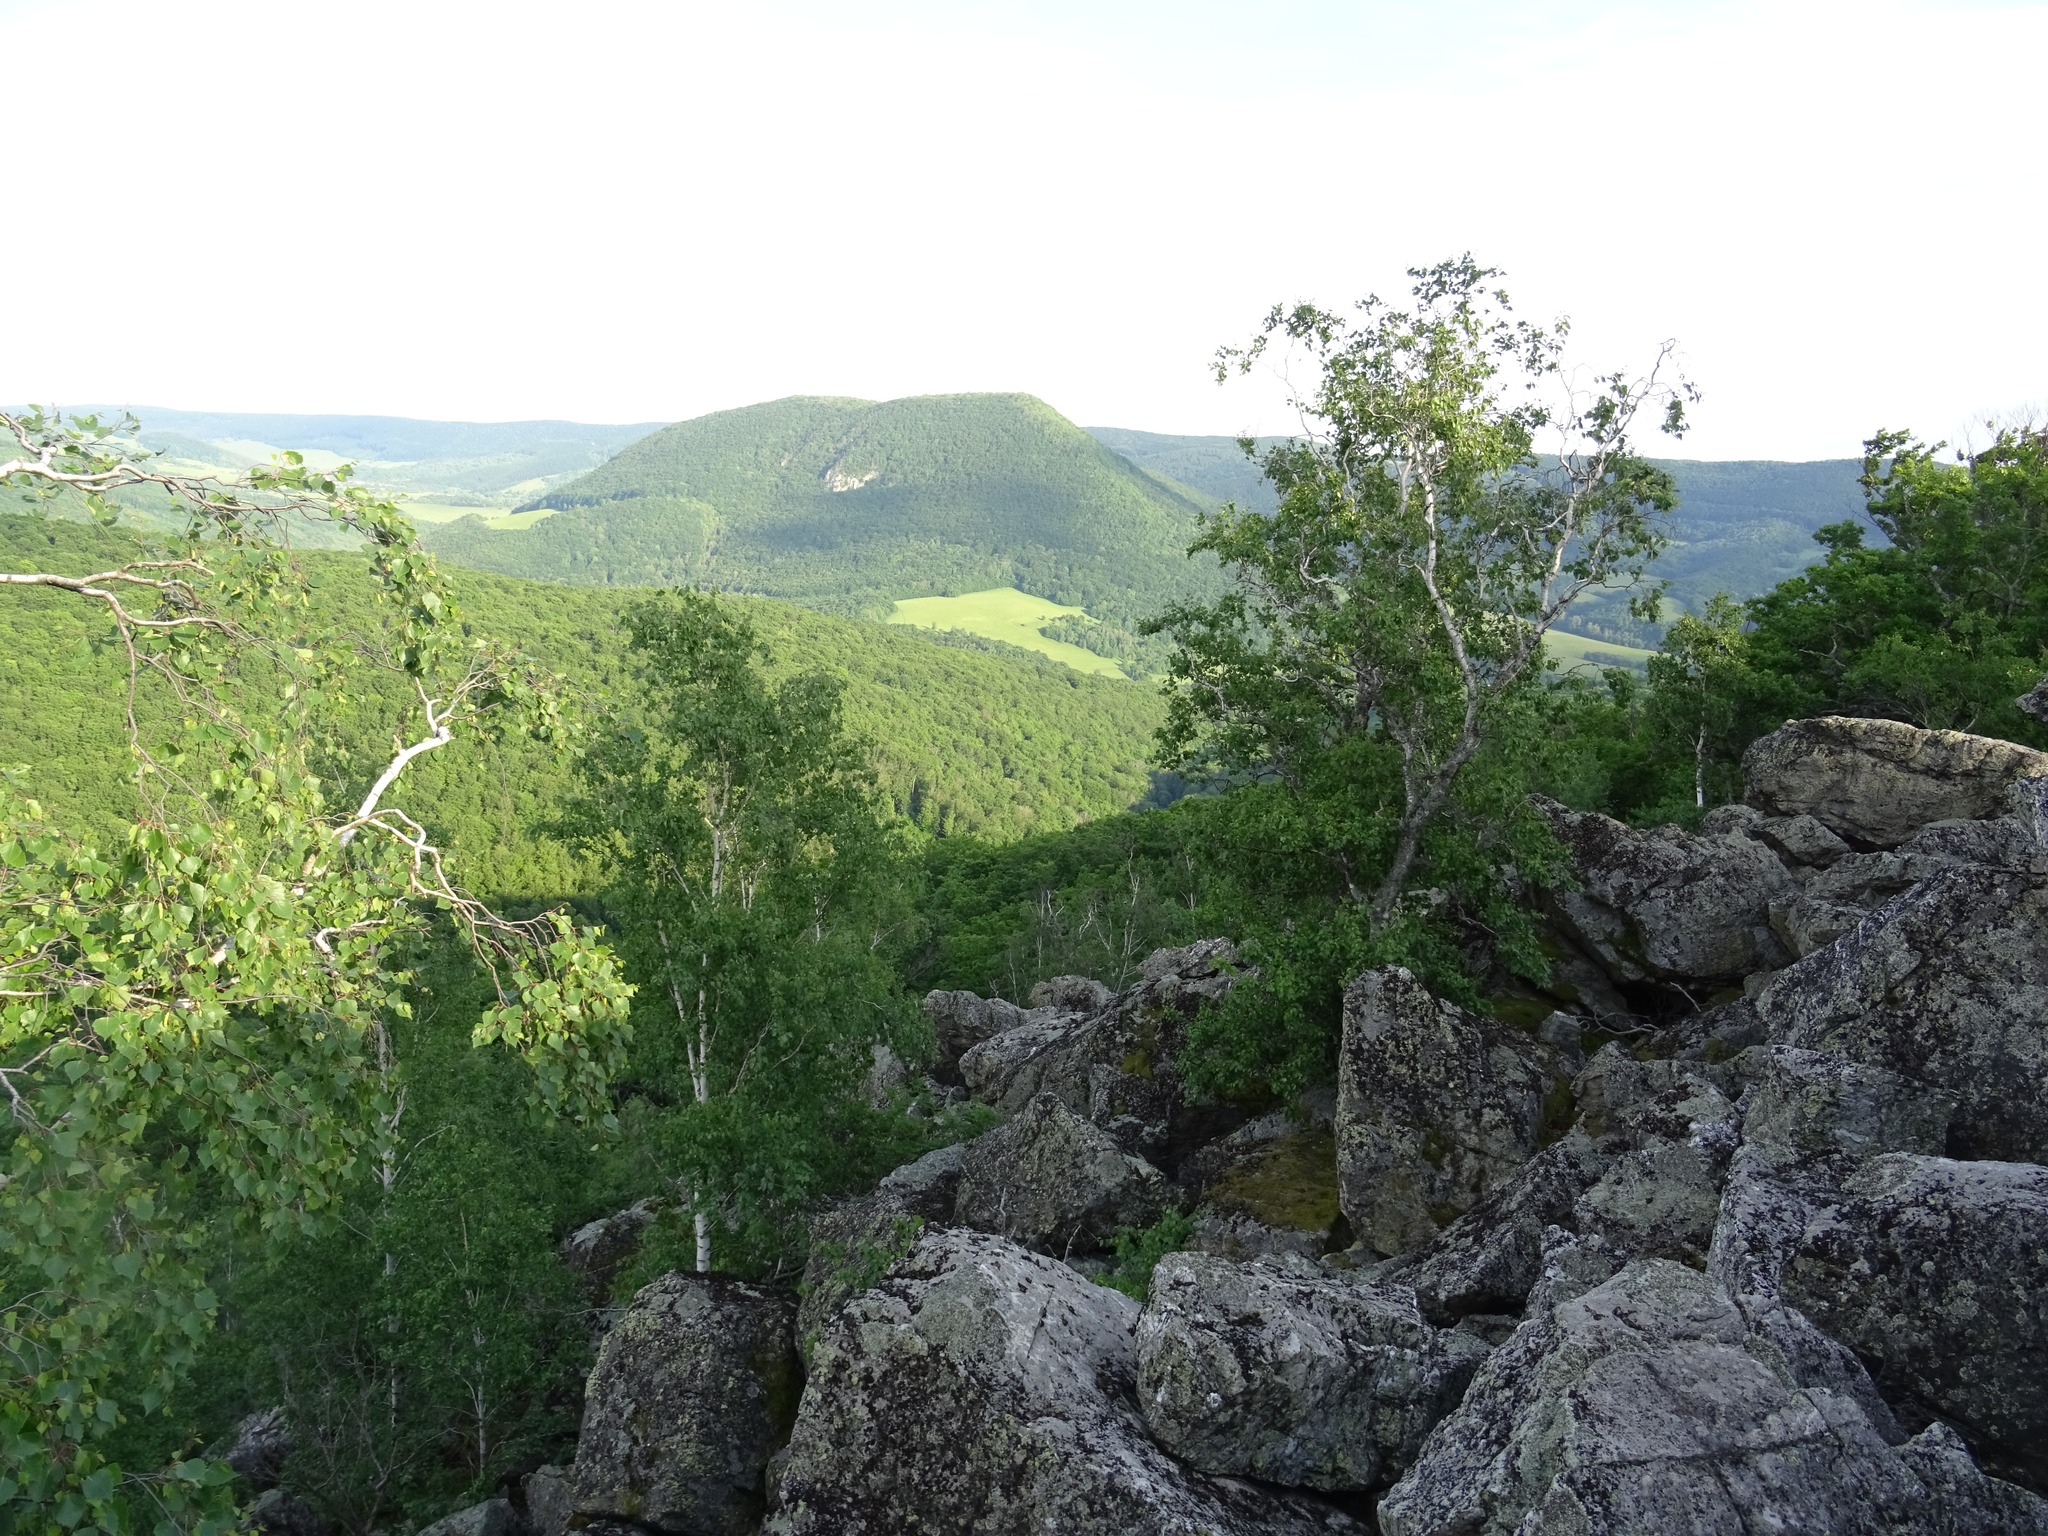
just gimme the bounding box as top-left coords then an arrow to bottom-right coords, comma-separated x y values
4,258 -> 2046,1535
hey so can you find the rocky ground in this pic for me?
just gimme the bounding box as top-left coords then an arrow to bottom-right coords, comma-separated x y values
261,713 -> 2048,1534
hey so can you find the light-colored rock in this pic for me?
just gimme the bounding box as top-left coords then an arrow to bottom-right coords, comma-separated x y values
1739,1046 -> 1954,1164
767,1226 -> 1364,1535
571,1271 -> 801,1536
560,1198 -> 659,1296
1755,861 -> 2048,1162
953,1092 -> 1167,1255
414,1501 -> 517,1536
1377,1259 -> 2013,1536
1895,1422 -> 2048,1534
1754,812 -> 1853,868
522,1465 -> 574,1536
1029,973 -> 1112,1011
220,1405 -> 289,1491
1136,1251 -> 1487,1491
1570,1136 -> 1726,1266
1336,968 -> 1563,1259
1743,714 -> 2048,848
1781,1154 -> 2048,1492
922,988 -> 1040,1081
1535,796 -> 1794,987
2021,675 -> 2048,724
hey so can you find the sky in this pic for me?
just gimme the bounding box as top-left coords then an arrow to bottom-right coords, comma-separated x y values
2,0 -> 2042,459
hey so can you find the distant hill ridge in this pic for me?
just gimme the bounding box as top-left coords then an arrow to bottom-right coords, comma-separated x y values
423,393 -> 1223,625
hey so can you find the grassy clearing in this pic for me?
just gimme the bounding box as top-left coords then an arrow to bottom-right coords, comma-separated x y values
888,588 -> 1128,678
1544,629 -> 1657,672
400,502 -> 559,531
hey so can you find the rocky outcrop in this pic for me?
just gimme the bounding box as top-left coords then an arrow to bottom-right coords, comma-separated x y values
922,989 -> 1040,1082
1536,797 -> 1794,987
221,1406 -> 290,1492
571,1271 -> 801,1536
1778,1154 -> 2048,1491
1336,967 -> 1564,1258
1136,1251 -> 1486,1492
768,1226 -> 1363,1535
1175,1106 -> 1344,1261
1753,859 -> 2048,1162
413,1501 -> 517,1536
1743,714 -> 2048,847
522,1466 -> 574,1536
953,1092 -> 1167,1255
561,1198 -> 659,1298
1378,1259 -> 2048,1535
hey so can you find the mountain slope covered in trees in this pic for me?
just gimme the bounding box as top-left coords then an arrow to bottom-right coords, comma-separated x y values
418,394 -> 1224,624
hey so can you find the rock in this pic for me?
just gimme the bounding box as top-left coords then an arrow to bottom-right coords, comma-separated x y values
1739,1046 -> 1954,1165
768,1226 -> 1364,1535
1136,1251 -> 1487,1492
571,1270 -> 802,1536
1743,715 -> 2048,848
863,1041 -> 909,1108
1029,973 -> 1112,1011
414,1500 -> 518,1536
522,1465 -> 575,1536
1571,1136 -> 1726,1266
1754,860 -> 2048,1162
221,1405 -> 290,1491
1753,812 -> 1853,868
243,1489 -> 329,1536
1336,967 -> 1564,1259
1535,796 -> 1794,988
922,988 -> 1039,1082
952,1093 -> 1167,1255
1177,1109 -> 1344,1262
797,1196 -> 936,1356
1779,1154 -> 2048,1491
957,940 -> 1244,1163
1894,1422 -> 2048,1534
561,1198 -> 660,1298
2021,674 -> 2048,724
1377,1259 -> 2011,1536
875,1140 -> 967,1212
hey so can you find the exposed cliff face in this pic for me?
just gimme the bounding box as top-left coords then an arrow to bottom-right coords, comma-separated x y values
407,713 -> 2048,1536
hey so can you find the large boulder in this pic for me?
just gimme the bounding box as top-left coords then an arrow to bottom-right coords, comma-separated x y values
413,1502 -> 517,1536
953,1093 -> 1168,1255
1377,1259 -> 2046,1535
220,1406 -> 290,1491
955,940 -> 1244,1164
1743,715 -> 2048,848
561,1197 -> 660,1298
570,1271 -> 802,1536
767,1226 -> 1364,1535
1336,968 -> 1565,1259
1175,1107 -> 1345,1262
923,989 -> 1043,1083
1535,797 -> 1794,988
1135,1251 -> 1487,1492
1753,860 -> 2048,1162
1779,1154 -> 2048,1492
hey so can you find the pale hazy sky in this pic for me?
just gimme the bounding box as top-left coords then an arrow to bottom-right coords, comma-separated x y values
3,0 -> 2041,459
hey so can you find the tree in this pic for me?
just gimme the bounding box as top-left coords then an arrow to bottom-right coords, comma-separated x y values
1155,257 -> 1694,926
1646,593 -> 1753,809
0,410 -> 632,1532
568,592 -> 931,1277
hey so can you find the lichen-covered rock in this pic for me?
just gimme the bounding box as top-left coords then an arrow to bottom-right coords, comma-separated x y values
414,1501 -> 517,1536
571,1271 -> 801,1536
561,1198 -> 660,1297
1535,797 -> 1795,987
1377,1259 -> 2018,1536
1779,1154 -> 2048,1492
953,1093 -> 1167,1255
1570,1136 -> 1727,1266
1177,1110 -> 1344,1262
1739,1046 -> 1955,1164
955,941 -> 1243,1162
923,988 -> 1042,1082
1743,715 -> 2048,848
220,1406 -> 290,1491
1030,973 -> 1112,1011
1754,812 -> 1853,869
1337,968 -> 1564,1259
522,1466 -> 575,1536
767,1226 -> 1364,1535
1135,1251 -> 1487,1492
1894,1423 -> 2048,1534
1754,861 -> 2048,1162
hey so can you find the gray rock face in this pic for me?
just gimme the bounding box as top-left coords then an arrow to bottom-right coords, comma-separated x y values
414,1501 -> 518,1536
561,1198 -> 660,1297
221,1405 -> 290,1491
1743,714 -> 2048,848
923,988 -> 1041,1082
2021,674 -> 2048,724
1176,1110 -> 1344,1262
1753,812 -> 1853,869
1136,1251 -> 1487,1492
955,940 -> 1243,1163
1337,967 -> 1563,1259
1895,1423 -> 2048,1534
1535,797 -> 1795,987
1377,1259 -> 2029,1536
768,1226 -> 1364,1535
953,1093 -> 1168,1255
1779,1154 -> 2048,1491
1739,1046 -> 1955,1165
571,1271 -> 801,1536
522,1466 -> 574,1536
1754,860 -> 2048,1162
1030,973 -> 1112,1011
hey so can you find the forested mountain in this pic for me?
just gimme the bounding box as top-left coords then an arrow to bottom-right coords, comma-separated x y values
419,394 -> 1224,624
0,515 -> 1163,865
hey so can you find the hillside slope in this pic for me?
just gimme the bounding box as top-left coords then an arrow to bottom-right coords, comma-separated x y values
420,394 -> 1223,625
0,516 -> 1165,890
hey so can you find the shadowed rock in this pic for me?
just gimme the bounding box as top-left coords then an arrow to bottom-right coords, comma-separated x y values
953,1093 -> 1167,1255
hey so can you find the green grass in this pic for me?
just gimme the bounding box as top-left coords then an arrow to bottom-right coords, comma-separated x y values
1544,629 -> 1658,672
888,588 -> 1129,678
401,501 -> 560,531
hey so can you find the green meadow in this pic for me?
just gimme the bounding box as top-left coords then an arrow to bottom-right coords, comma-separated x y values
888,587 -> 1131,678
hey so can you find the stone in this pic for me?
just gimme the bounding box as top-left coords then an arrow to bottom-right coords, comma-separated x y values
244,1489 -> 329,1536
1738,1046 -> 1954,1165
2021,674 -> 2048,724
797,1195 -> 937,1357
1754,860 -> 2048,1162
1780,1154 -> 2048,1491
1377,1259 -> 2000,1536
863,1041 -> 909,1108
1029,973 -> 1112,1011
1754,812 -> 1853,868
922,988 -> 1040,1082
953,1092 -> 1168,1255
561,1198 -> 659,1297
414,1501 -> 518,1536
1336,967 -> 1563,1259
1177,1110 -> 1344,1262
220,1405 -> 290,1491
1570,1136 -> 1727,1266
768,1226 -> 1364,1535
1535,796 -> 1794,988
1894,1423 -> 2048,1534
1135,1251 -> 1487,1492
522,1465 -> 575,1536
570,1271 -> 802,1536
1742,714 -> 2048,848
